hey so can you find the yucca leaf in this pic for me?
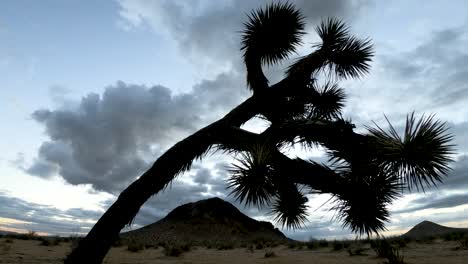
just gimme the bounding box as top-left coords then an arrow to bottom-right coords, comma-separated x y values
367,113 -> 455,191
270,186 -> 308,229
227,145 -> 276,208
332,165 -> 401,235
241,2 -> 305,66
307,81 -> 346,120
287,18 -> 373,81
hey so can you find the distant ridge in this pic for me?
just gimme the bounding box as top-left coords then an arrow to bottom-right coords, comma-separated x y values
121,197 -> 288,245
0,230 -> 22,236
402,220 -> 468,239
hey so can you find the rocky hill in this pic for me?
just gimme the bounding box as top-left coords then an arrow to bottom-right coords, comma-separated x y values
402,220 -> 468,239
121,197 -> 288,246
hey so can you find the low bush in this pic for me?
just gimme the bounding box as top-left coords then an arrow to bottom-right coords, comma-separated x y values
163,243 -> 191,257
111,239 -> 123,247
460,237 -> 468,250
39,238 -> 60,246
0,243 -> 11,254
217,242 -> 234,250
332,240 -> 350,251
127,242 -> 144,252
347,247 -> 368,256
318,239 -> 329,247
371,239 -> 393,258
383,247 -> 405,264
391,238 -> 408,248
255,242 -> 264,250
305,240 -> 316,250
264,250 -> 276,258
444,232 -> 465,241
246,244 -> 254,253
164,246 -> 182,257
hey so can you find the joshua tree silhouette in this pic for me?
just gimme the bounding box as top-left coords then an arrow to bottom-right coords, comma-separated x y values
65,3 -> 454,263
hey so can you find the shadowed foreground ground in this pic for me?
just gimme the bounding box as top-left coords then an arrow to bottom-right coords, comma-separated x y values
1,238 -> 468,264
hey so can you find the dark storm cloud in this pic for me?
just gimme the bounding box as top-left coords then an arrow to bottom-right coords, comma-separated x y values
0,191 -> 101,235
27,74 -> 245,193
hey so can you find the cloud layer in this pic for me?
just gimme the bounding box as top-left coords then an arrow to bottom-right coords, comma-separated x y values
28,73 -> 246,193
16,0 -> 468,238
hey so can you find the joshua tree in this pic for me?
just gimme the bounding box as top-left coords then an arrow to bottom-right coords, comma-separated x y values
65,3 -> 453,263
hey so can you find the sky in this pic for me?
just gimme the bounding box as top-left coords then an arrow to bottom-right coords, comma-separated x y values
1,0 -> 468,240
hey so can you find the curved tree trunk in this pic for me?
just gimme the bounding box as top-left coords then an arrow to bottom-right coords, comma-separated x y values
64,48 -> 341,263
64,89 -> 356,263
64,96 -> 260,263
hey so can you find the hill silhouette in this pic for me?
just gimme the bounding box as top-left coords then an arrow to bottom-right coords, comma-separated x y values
121,197 -> 288,246
403,220 -> 468,239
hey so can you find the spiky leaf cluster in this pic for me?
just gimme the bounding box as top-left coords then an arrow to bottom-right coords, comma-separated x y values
287,18 -> 373,80
306,81 -> 346,120
241,2 -> 305,66
227,145 -> 276,208
367,113 -> 454,191
271,186 -> 308,229
227,144 -> 309,229
330,161 -> 402,235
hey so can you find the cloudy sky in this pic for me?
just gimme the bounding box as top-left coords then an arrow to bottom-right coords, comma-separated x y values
1,0 -> 468,240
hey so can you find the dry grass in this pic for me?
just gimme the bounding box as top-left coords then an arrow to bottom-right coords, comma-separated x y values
1,237 -> 468,263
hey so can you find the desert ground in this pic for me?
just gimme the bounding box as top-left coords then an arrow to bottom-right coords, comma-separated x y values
1,237 -> 467,264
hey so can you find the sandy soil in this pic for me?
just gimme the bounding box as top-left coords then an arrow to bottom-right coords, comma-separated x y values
1,238 -> 467,264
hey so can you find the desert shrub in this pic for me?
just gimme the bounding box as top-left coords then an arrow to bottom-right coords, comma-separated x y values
145,244 -> 157,249
217,242 -> 234,250
333,242 -> 343,251
180,243 -> 191,252
27,231 -> 38,239
164,246 -> 182,257
0,243 -> 12,254
269,241 -> 280,248
318,239 -> 329,247
163,244 -> 191,257
298,242 -> 305,249
421,235 -> 436,243
255,242 -> 264,250
127,241 -> 144,252
39,238 -> 60,246
157,242 -> 167,247
306,241 -> 316,250
391,238 -> 408,248
111,239 -> 123,247
246,244 -> 254,253
5,239 -> 14,244
264,250 -> 276,258
347,247 -> 368,256
70,237 -> 82,251
40,239 -> 51,246
444,232 -> 465,241
332,240 -> 350,251
371,239 -> 393,258
383,247 -> 405,264
459,237 -> 468,250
